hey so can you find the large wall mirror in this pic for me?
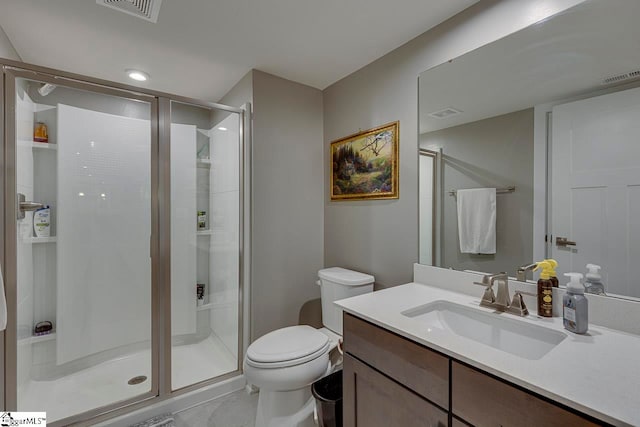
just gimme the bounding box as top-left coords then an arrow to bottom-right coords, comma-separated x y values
418,0 -> 640,300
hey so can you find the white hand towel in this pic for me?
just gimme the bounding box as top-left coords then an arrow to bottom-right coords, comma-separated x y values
0,264 -> 6,330
457,188 -> 496,254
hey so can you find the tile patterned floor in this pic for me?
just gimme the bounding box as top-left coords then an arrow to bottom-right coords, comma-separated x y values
173,389 -> 258,427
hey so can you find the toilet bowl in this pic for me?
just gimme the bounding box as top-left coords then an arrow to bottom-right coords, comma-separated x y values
244,267 -> 374,427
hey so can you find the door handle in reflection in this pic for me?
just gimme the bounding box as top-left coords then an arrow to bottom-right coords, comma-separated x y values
556,236 -> 577,247
17,193 -> 45,219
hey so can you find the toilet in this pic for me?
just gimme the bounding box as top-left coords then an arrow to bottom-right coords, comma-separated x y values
244,267 -> 375,427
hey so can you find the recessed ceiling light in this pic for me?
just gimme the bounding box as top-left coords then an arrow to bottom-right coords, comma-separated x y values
217,127 -> 227,131
126,69 -> 149,82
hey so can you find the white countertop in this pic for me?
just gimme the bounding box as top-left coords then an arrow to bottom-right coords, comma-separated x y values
335,282 -> 640,427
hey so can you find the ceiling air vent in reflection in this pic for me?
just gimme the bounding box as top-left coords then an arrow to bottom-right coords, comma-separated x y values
428,107 -> 463,119
602,69 -> 640,85
97,0 -> 163,23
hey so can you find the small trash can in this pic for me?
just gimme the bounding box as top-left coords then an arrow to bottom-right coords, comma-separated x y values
312,370 -> 343,427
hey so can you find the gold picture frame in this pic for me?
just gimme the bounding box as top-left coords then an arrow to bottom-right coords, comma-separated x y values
330,121 -> 399,201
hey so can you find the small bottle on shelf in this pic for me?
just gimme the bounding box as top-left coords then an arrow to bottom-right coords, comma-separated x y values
34,122 -> 48,143
197,211 -> 207,231
196,283 -> 205,306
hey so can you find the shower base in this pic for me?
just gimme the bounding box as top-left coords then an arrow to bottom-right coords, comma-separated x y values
18,332 -> 236,423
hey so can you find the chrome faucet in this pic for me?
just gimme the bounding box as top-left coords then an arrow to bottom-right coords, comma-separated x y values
516,263 -> 538,282
473,273 -> 534,316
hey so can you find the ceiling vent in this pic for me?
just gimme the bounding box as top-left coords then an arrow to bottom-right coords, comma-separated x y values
428,107 -> 463,119
97,0 -> 163,23
602,69 -> 640,86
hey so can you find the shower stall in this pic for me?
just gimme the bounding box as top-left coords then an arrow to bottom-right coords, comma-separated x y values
0,60 -> 250,425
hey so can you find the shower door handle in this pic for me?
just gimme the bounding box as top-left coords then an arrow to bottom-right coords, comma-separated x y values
20,201 -> 44,211
17,193 -> 44,219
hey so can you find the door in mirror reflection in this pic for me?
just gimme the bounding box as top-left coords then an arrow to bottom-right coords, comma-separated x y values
550,86 -> 640,297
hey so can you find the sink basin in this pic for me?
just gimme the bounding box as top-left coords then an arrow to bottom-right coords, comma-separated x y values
401,300 -> 566,360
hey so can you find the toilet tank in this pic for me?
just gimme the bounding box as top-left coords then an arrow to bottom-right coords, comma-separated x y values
318,267 -> 374,335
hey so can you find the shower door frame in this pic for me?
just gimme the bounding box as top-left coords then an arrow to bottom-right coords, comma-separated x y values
0,58 -> 249,426
3,66 -> 161,425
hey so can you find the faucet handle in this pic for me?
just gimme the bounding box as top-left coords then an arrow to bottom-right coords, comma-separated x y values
473,279 -> 496,304
473,274 -> 491,286
507,291 -> 535,317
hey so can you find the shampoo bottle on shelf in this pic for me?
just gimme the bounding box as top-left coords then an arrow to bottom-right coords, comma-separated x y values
33,205 -> 50,238
534,260 -> 554,317
584,264 -> 606,295
545,259 -> 559,287
563,273 -> 588,334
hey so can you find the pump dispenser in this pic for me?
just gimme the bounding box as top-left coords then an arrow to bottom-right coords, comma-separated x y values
534,261 -> 554,317
563,273 -> 588,334
544,259 -> 559,287
585,264 -> 605,295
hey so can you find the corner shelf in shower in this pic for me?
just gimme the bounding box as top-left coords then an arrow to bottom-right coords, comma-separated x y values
196,303 -> 216,311
18,332 -> 56,345
22,236 -> 57,244
197,159 -> 212,168
34,103 -> 56,113
197,230 -> 213,236
18,140 -> 58,150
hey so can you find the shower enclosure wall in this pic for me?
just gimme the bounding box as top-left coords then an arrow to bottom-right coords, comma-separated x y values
0,59 -> 250,426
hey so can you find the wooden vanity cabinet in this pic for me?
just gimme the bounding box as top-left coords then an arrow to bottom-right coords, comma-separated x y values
343,313 -> 606,427
343,354 -> 448,427
451,362 -> 600,427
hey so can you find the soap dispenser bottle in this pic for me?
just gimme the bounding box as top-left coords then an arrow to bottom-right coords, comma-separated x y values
563,273 -> 588,334
584,264 -> 605,295
534,261 -> 554,317
545,259 -> 559,287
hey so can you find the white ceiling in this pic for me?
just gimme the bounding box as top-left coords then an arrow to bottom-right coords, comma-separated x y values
0,0 -> 477,101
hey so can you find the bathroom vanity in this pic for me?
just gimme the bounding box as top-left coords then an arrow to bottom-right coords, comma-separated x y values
337,278 -> 640,427
343,314 -> 599,427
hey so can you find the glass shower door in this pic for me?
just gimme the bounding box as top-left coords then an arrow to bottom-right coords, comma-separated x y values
11,74 -> 157,423
170,101 -> 242,390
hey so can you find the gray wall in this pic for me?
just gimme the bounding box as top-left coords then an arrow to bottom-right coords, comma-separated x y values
422,109 -> 534,273
0,24 -> 20,60
252,71 -> 324,339
219,70 -> 324,340
322,0 -> 584,288
213,71 -> 254,127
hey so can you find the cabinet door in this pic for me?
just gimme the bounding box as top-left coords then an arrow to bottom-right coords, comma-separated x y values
452,362 -> 601,427
344,354 -> 448,427
344,314 -> 449,408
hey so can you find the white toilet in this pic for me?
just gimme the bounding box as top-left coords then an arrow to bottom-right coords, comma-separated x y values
244,267 -> 375,427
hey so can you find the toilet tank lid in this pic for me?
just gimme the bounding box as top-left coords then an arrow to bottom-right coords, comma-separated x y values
318,267 -> 375,286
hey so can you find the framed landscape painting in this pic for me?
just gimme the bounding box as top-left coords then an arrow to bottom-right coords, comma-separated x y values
330,121 -> 399,201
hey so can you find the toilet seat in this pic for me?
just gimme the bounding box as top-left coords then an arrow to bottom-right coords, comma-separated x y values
246,325 -> 330,369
